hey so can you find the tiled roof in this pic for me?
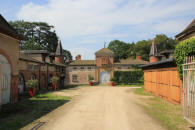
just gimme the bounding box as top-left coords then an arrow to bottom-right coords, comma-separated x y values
160,49 -> 174,54
53,62 -> 66,67
149,39 -> 158,56
114,58 -> 149,65
95,48 -> 114,56
175,19 -> 195,39
0,14 -> 22,40
69,60 -> 96,66
19,54 -> 43,63
141,58 -> 176,69
55,40 -> 63,56
22,50 -> 49,54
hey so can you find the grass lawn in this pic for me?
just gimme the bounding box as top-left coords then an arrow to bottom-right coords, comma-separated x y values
115,83 -> 144,87
0,91 -> 71,130
134,87 -> 192,130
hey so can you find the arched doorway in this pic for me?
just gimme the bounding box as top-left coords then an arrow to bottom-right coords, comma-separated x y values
100,71 -> 110,83
18,74 -> 25,94
0,54 -> 11,105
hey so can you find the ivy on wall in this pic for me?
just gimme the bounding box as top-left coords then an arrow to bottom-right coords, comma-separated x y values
113,70 -> 143,84
174,38 -> 195,80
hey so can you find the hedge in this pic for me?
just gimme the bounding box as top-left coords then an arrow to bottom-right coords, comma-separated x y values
113,70 -> 144,84
174,38 -> 195,80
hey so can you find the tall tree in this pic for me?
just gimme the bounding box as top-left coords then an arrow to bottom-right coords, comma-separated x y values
134,40 -> 152,61
108,40 -> 131,62
9,21 -> 58,52
63,49 -> 72,64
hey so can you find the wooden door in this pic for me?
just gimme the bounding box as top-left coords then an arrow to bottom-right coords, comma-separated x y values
0,54 -> 11,105
100,71 -> 110,83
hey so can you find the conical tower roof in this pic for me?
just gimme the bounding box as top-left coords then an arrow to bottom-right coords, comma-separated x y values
95,47 -> 114,56
55,40 -> 63,56
149,39 -> 158,56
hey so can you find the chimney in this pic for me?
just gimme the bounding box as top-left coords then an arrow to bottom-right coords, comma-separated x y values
76,54 -> 81,60
136,55 -> 141,60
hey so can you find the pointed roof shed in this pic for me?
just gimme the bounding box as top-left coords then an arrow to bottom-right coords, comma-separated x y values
55,40 -> 63,56
149,39 -> 158,56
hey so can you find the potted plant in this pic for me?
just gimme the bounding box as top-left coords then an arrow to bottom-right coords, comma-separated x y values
26,79 -> 38,97
51,76 -> 59,90
88,75 -> 94,86
110,78 -> 115,86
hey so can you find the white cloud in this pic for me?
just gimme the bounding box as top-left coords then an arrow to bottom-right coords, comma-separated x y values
153,20 -> 188,34
17,0 -> 195,59
18,0 -> 194,37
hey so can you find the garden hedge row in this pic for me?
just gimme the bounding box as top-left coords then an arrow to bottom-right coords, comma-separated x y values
113,70 -> 144,84
174,38 -> 195,79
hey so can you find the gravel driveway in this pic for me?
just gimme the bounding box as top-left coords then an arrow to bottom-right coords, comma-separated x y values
22,86 -> 165,130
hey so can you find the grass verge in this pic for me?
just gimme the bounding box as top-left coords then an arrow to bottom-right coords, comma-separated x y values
0,92 -> 70,130
115,83 -> 144,87
134,87 -> 192,130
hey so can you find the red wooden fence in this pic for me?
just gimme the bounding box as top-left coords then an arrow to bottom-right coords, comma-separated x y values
144,67 -> 182,104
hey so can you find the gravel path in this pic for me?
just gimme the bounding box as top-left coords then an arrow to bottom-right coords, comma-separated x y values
22,86 -> 165,130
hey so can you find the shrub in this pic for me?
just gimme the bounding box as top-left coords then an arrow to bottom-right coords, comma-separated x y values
110,78 -> 115,82
174,38 -> 195,79
51,76 -> 59,84
113,70 -> 144,84
26,79 -> 38,88
88,75 -> 94,82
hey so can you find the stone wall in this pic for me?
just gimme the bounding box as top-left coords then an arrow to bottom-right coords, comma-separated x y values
66,66 -> 96,84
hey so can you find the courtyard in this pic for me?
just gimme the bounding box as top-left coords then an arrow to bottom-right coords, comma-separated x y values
21,86 -> 164,130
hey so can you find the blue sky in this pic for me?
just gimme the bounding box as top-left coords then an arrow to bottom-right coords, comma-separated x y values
1,0 -> 194,59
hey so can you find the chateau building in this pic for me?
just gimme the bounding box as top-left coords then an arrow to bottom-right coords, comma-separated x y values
66,47 -> 148,84
0,14 -> 66,105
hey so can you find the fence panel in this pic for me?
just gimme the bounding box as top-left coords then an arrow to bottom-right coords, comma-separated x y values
183,56 -> 195,125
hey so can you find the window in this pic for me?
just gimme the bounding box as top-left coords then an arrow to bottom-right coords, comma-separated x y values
128,66 -> 131,69
30,74 -> 36,80
73,67 -> 77,70
80,67 -> 84,70
34,65 -> 38,70
28,64 -> 33,70
28,64 -> 38,70
118,67 -> 121,69
62,68 -> 64,72
72,75 -> 78,82
88,67 -> 91,70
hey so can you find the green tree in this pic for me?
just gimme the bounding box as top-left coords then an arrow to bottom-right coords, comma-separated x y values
63,49 -> 72,64
108,40 -> 132,62
155,34 -> 178,52
23,38 -> 43,50
9,21 -> 58,52
134,34 -> 178,61
134,40 -> 152,61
